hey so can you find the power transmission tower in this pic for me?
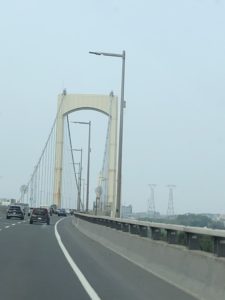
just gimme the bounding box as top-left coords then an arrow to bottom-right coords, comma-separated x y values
167,185 -> 176,217
148,184 -> 156,218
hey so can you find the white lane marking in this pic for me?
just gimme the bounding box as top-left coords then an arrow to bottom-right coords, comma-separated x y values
55,219 -> 101,300
17,222 -> 21,224
5,226 -> 10,229
12,224 -> 16,226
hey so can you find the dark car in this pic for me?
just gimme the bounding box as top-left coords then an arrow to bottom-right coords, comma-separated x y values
30,208 -> 50,225
57,209 -> 67,217
6,205 -> 24,220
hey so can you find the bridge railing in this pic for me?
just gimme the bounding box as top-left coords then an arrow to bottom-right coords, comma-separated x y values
74,212 -> 225,257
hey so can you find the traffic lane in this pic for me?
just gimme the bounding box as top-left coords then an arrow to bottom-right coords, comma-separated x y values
58,217 -> 198,300
0,216 -> 90,300
0,206 -> 7,220
0,211 -> 52,229
0,214 -> 27,229
0,205 -> 31,228
0,205 -> 7,214
0,205 -> 29,220
0,205 -> 23,218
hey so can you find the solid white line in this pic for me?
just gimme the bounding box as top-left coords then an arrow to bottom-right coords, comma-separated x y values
55,219 -> 101,300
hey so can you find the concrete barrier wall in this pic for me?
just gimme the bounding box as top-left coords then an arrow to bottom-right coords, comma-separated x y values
73,216 -> 225,300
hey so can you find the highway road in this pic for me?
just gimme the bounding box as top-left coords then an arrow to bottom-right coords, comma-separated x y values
0,208 -> 198,300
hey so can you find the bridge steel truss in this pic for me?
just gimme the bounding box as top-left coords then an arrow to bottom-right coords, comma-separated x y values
54,93 -> 118,217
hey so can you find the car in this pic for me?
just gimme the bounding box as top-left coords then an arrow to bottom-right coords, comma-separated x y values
40,205 -> 52,214
38,205 -> 53,216
6,205 -> 24,220
57,208 -> 67,217
55,208 -> 60,214
30,208 -> 50,225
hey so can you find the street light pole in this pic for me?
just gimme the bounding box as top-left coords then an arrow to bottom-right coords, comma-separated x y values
73,148 -> 83,211
82,178 -> 86,210
74,162 -> 81,211
86,121 -> 91,212
72,121 -> 91,213
89,50 -> 126,218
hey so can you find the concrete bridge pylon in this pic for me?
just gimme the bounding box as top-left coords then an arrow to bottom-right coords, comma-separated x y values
53,93 -> 118,217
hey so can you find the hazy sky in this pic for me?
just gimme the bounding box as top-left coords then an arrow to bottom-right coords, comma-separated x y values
1,0 -> 225,214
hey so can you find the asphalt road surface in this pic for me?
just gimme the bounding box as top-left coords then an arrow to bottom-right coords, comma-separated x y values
0,208 -> 198,300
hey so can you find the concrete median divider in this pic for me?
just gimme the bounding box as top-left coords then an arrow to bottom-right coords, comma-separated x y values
72,215 -> 225,300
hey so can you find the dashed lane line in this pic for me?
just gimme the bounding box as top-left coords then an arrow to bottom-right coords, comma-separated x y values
0,221 -> 28,230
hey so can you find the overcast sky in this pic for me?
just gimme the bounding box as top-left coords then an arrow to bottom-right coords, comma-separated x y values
1,0 -> 225,214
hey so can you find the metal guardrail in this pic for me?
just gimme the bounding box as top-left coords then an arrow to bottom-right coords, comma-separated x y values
74,213 -> 225,257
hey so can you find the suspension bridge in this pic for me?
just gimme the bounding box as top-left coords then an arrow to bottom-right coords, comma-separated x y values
1,91 -> 224,300
19,91 -> 119,217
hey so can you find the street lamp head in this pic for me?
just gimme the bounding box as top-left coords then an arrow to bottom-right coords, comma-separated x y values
89,50 -> 124,58
89,51 -> 101,55
72,121 -> 90,125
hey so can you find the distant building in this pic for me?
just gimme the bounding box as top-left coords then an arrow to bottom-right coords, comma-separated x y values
0,198 -> 16,206
121,205 -> 132,218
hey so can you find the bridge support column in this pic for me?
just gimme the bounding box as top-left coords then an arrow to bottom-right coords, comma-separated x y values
186,233 -> 200,250
53,95 -> 64,208
213,237 -> 225,257
105,220 -> 111,227
151,227 -> 161,240
166,230 -> 177,244
139,226 -> 151,238
121,223 -> 129,232
129,224 -> 140,235
115,222 -> 122,230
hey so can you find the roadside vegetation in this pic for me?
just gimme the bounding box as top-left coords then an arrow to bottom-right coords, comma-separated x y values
139,213 -> 225,230
139,214 -> 225,253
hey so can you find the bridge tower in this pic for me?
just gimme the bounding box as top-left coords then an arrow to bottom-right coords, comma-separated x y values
53,92 -> 118,217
